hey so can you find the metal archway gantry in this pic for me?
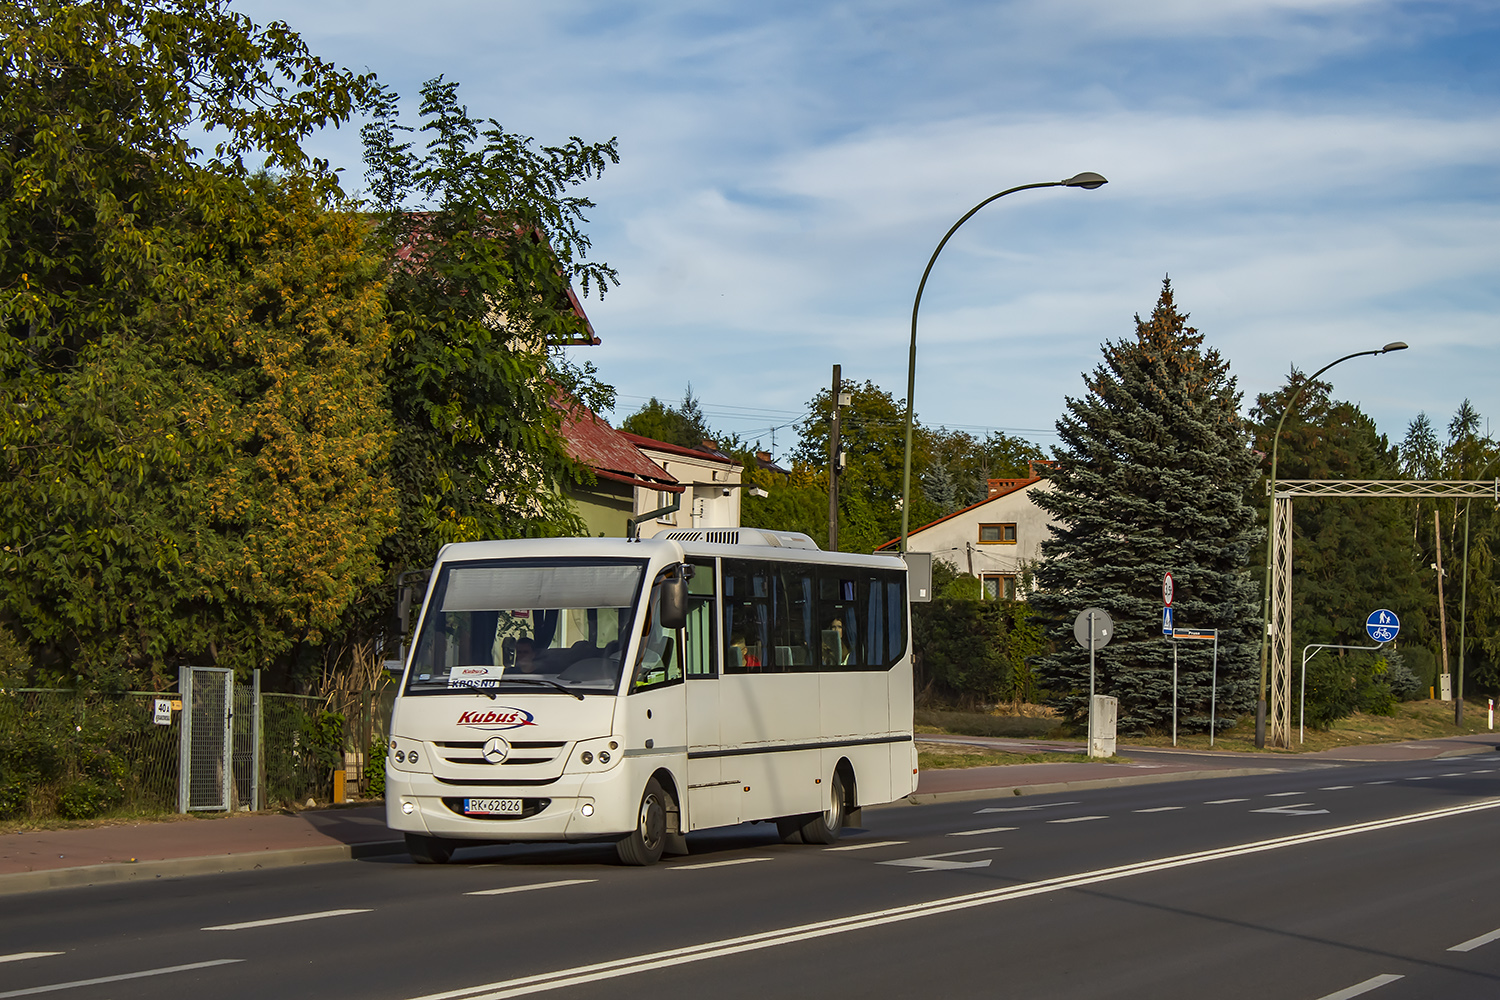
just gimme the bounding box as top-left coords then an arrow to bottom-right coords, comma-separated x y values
1267,478 -> 1500,747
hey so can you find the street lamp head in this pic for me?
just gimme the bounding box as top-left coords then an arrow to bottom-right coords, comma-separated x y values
1381,341 -> 1408,353
1061,172 -> 1108,190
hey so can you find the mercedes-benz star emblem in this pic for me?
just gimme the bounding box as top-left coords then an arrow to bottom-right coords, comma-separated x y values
482,736 -> 510,764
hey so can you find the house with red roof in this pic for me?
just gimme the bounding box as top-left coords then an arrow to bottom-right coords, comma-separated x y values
875,463 -> 1057,599
620,433 -> 745,539
557,400 -> 683,537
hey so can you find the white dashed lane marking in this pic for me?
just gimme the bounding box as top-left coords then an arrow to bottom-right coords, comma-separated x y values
976,801 -> 1080,814
1408,776 -> 1434,781
1449,927 -> 1500,953
824,841 -> 907,852
1133,807 -> 1184,813
1047,815 -> 1107,824
467,879 -> 596,896
1265,791 -> 1303,797
947,826 -> 1018,837
1205,798 -> 1249,804
669,858 -> 772,870
0,954 -> 63,965
0,960 -> 244,999
203,908 -> 371,931
1318,786 -> 1354,791
1365,780 -> 1394,785
1312,973 -> 1403,999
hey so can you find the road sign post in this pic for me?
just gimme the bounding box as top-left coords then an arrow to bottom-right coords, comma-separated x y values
1299,610 -> 1399,743
1173,628 -> 1219,746
1074,609 -> 1113,759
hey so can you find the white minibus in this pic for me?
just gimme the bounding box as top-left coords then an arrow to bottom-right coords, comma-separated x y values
385,528 -> 916,865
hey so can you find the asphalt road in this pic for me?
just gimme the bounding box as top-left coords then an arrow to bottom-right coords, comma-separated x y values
6,753 -> 1500,1000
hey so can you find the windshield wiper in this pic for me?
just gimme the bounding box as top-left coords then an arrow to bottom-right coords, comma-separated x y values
500,677 -> 586,701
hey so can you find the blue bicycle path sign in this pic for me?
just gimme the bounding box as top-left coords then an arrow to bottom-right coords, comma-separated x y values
1366,609 -> 1401,643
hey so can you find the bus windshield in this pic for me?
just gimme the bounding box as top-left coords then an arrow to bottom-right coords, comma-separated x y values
405,558 -> 647,696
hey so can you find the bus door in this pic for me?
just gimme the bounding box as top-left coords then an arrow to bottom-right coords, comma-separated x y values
626,567 -> 688,806
683,559 -> 737,829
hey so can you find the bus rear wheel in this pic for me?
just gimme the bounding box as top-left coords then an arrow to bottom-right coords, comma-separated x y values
793,771 -> 847,845
616,777 -> 669,866
406,832 -> 454,865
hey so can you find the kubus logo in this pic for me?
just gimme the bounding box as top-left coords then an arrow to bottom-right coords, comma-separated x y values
457,708 -> 537,731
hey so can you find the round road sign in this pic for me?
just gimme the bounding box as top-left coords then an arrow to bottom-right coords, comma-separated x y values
1074,608 -> 1113,650
1365,609 -> 1401,644
1162,573 -> 1174,607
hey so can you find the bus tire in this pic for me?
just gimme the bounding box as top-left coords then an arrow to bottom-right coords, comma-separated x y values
406,832 -> 454,865
616,777 -> 669,866
797,771 -> 846,845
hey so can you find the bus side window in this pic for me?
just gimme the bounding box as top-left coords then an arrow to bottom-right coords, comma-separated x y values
818,571 -> 860,668
723,559 -> 770,673
633,575 -> 684,692
684,559 -> 717,678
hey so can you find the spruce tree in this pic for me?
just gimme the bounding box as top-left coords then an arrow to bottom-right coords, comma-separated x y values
1031,279 -> 1261,733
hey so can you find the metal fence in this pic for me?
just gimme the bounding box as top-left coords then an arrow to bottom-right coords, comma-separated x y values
0,675 -> 395,823
0,688 -> 179,820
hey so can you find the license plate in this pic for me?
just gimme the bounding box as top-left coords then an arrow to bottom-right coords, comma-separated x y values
463,797 -> 523,816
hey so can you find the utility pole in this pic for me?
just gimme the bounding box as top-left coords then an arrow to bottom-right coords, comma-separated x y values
1434,509 -> 1451,701
827,364 -> 842,551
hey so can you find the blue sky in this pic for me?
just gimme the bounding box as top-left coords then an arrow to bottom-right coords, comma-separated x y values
235,0 -> 1500,460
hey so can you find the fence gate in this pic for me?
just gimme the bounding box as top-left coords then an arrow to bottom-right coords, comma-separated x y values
178,666 -> 261,812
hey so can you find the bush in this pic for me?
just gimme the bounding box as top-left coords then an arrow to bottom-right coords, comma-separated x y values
366,738 -> 387,799
1303,651 -> 1402,728
57,778 -> 123,820
912,596 -> 1047,707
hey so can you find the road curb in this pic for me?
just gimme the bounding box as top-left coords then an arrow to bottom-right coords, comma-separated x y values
0,839 -> 407,897
900,767 -> 1285,805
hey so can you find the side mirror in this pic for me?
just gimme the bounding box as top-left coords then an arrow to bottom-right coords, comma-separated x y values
396,586 -> 413,635
659,565 -> 689,630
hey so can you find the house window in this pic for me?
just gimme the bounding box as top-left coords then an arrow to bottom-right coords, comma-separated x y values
655,490 -> 677,524
978,523 -> 1017,545
981,574 -> 1018,601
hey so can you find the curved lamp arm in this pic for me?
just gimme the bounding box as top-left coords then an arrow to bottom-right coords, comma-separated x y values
899,173 -> 1107,554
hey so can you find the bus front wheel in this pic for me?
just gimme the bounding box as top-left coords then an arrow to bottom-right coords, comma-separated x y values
616,777 -> 669,866
406,832 -> 454,865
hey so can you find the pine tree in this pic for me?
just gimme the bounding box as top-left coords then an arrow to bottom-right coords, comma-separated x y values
1031,279 -> 1261,733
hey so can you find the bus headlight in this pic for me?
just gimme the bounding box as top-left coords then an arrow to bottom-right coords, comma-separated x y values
564,737 -> 623,773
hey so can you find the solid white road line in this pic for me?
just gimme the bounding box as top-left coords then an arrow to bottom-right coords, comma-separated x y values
467,880 -> 596,896
202,908 -> 371,931
669,858 -> 772,870
404,798 -> 1500,1000
1313,974 -> 1403,999
0,959 -> 244,998
1133,807 -> 1184,813
0,954 -> 63,965
1448,927 -> 1500,952
824,840 -> 907,852
976,801 -> 1080,814
947,826 -> 1018,837
1205,798 -> 1249,804
1046,815 -> 1106,824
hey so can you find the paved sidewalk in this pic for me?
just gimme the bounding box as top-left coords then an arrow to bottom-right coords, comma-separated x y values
3,731 -> 1495,894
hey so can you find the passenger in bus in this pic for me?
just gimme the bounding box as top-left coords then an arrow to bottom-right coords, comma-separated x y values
729,634 -> 760,668
513,638 -> 540,673
822,618 -> 850,666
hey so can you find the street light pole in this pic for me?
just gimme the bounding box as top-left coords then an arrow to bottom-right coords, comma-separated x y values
1255,342 -> 1408,748
899,172 -> 1107,554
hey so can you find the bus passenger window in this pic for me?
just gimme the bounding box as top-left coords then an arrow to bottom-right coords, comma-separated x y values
684,559 -> 717,678
722,559 -> 771,674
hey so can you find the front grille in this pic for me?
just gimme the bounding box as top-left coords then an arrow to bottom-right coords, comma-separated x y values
434,775 -> 560,787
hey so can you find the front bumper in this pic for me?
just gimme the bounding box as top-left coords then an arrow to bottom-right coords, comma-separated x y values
384,760 -> 641,843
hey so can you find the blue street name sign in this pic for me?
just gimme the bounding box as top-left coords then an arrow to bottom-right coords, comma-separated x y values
1365,608 -> 1401,643
1162,606 -> 1174,636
